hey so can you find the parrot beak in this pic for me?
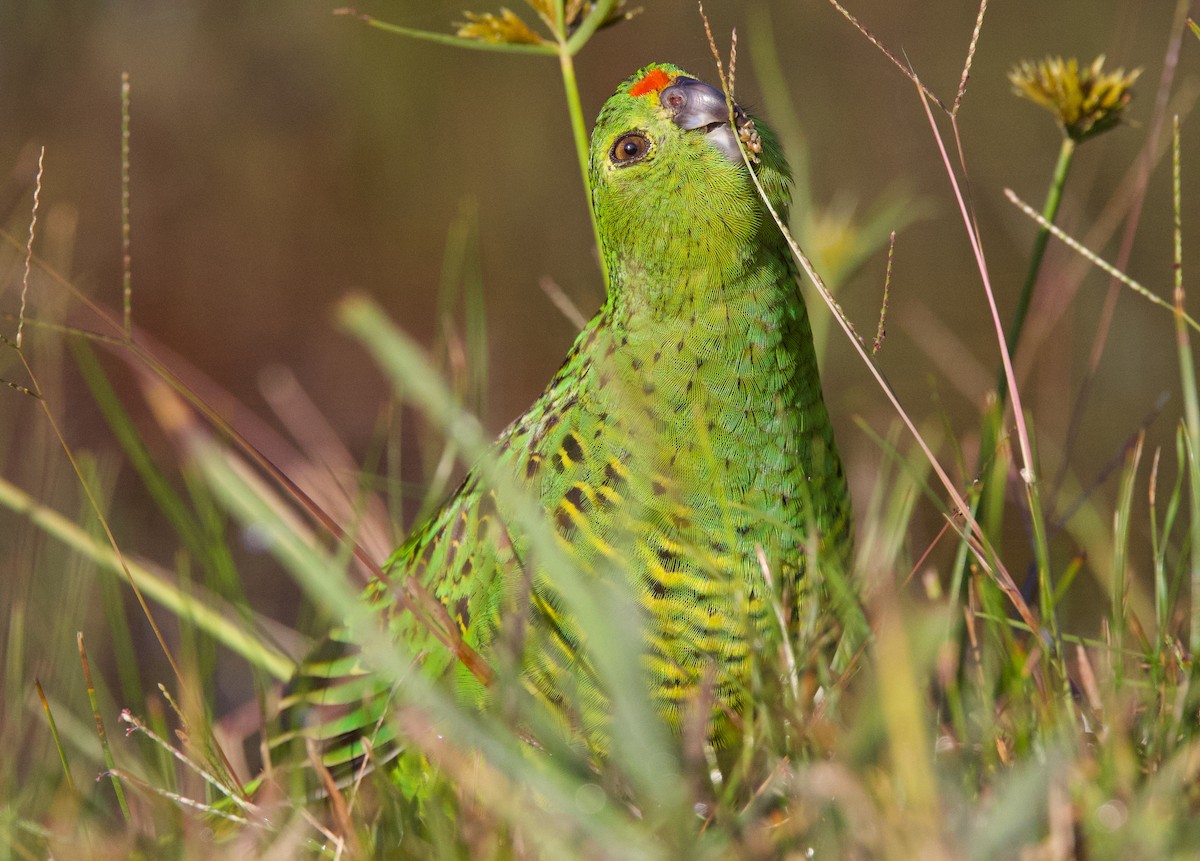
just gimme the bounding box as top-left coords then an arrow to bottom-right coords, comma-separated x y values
659,76 -> 745,163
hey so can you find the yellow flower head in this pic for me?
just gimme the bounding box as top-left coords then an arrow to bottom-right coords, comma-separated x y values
456,1 -> 637,46
1009,55 -> 1141,142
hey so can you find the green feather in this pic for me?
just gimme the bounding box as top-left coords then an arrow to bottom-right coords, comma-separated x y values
275,62 -> 852,781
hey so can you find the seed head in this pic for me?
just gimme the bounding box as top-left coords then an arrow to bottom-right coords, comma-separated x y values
1009,55 -> 1141,142
456,1 -> 638,45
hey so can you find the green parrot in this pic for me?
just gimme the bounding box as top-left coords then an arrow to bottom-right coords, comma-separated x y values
274,62 -> 852,780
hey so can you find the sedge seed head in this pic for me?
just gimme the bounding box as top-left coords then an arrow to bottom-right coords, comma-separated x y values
1009,55 -> 1141,142
456,1 -> 638,45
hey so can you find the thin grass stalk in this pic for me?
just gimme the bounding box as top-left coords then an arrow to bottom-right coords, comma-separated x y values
1170,115 -> 1200,656
565,0 -> 618,53
946,411 -> 994,645
556,46 -> 609,292
120,710 -> 252,814
120,72 -> 132,339
386,396 -> 404,541
950,53 -> 1094,691
422,211 -> 477,521
999,136 -> 1075,399
873,231 -> 895,355
1005,190 -> 1200,334
852,418 -> 947,522
462,208 -> 489,414
1151,439 -> 1184,641
1147,445 -> 1172,690
952,0 -> 989,117
99,562 -> 145,709
16,146 -> 43,350
1050,553 -> 1084,607
824,0 -> 948,113
4,596 -> 23,734
1026,433 -> 1065,694
35,679 -> 75,793
106,768 -> 253,826
1111,433 -> 1144,688
78,633 -> 131,822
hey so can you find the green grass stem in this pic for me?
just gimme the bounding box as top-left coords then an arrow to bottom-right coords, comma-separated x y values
78,633 -> 131,823
999,136 -> 1075,397
35,679 -> 76,794
1170,115 -> 1200,656
1111,433 -> 1144,686
557,47 -> 609,292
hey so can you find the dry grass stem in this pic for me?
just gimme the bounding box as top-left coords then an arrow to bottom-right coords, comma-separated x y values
17,146 -> 43,350
953,0 -> 989,116
121,72 -> 132,337
872,230 -> 894,355
1004,188 -> 1200,332
825,0 -> 949,113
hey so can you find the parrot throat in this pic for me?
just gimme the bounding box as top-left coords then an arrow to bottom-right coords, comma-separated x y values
596,237 -> 826,506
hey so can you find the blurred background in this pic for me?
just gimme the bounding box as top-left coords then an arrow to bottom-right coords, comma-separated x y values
1,1 -> 1197,714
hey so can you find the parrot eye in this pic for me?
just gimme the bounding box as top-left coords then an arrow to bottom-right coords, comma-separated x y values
610,132 -> 650,166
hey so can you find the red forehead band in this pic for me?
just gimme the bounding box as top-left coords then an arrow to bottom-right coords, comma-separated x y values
629,68 -> 672,98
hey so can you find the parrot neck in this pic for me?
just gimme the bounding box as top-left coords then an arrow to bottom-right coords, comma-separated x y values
598,241 -> 829,484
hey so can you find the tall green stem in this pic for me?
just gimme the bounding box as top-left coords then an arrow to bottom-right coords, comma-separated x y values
997,136 -> 1076,401
557,47 -> 610,292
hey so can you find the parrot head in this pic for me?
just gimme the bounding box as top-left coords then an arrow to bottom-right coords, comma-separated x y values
588,62 -> 792,286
